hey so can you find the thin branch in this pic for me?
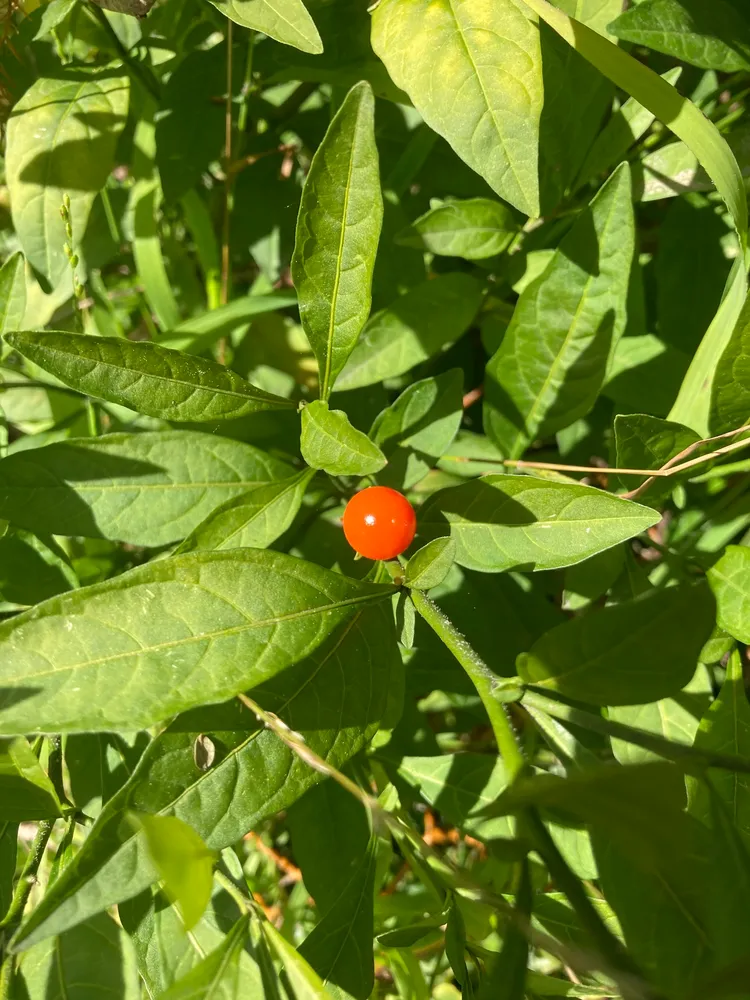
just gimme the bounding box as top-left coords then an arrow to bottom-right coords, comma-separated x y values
218,21 -> 234,362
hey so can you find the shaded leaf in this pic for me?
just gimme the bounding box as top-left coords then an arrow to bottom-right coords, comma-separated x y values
0,737 -> 62,821
418,476 -> 659,573
6,71 -> 130,287
17,913 -> 141,1000
708,545 -> 750,643
395,754 -> 512,841
372,0 -> 543,216
159,915 -> 251,999
0,529 -> 77,607
12,601 -> 397,948
404,538 -> 456,591
299,835 -> 377,999
301,400 -> 386,476
291,82 -> 383,399
0,548 -> 394,735
372,369 -> 464,489
336,274 -> 483,391
6,331 -> 296,422
614,412 -> 701,502
484,164 -> 634,458
289,781 -> 373,999
688,652 -> 750,852
177,469 -> 316,554
0,252 -> 26,340
710,288 -> 750,434
0,431 -> 293,547
518,582 -> 715,706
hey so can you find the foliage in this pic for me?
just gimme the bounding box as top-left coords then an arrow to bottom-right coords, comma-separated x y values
1,1 -> 750,999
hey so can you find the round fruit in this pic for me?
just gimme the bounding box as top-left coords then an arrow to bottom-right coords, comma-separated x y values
342,486 -> 417,561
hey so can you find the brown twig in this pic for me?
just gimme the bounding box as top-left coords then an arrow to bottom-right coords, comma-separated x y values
244,830 -> 302,883
462,386 -> 483,409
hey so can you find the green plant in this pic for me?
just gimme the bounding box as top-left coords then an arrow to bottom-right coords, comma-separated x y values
1,0 -> 750,998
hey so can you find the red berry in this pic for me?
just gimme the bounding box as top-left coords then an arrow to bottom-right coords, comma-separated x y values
342,486 -> 417,561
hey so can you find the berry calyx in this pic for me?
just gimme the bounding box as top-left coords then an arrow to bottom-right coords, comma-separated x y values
342,486 -> 417,561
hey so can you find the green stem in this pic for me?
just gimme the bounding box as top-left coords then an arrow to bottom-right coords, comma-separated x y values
0,954 -> 13,1000
47,736 -> 68,809
87,4 -> 160,101
0,820 -> 54,938
524,809 -> 641,982
409,589 -> 525,778
521,688 -> 750,774
236,31 -> 256,152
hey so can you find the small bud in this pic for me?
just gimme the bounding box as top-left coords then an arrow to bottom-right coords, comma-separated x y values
74,282 -> 85,299
63,193 -> 70,211
63,243 -> 73,259
69,254 -> 79,268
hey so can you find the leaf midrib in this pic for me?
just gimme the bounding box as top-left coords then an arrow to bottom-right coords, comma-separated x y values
4,591 -> 390,680
35,342 -> 293,407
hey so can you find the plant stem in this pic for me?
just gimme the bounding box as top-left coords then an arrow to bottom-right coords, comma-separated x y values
220,19 -> 234,318
409,589 -> 525,779
0,819 -> 54,939
86,4 -> 160,100
47,736 -> 68,809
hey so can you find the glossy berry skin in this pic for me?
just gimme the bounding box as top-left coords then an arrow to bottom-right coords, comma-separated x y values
343,486 -> 417,561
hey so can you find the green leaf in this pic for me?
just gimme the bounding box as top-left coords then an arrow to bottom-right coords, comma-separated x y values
593,828 -> 713,997
0,529 -> 77,607
137,814 -> 215,931
708,545 -> 750,643
418,476 -> 660,574
177,469 -> 316,554
710,288 -> 750,434
521,0 -> 748,248
484,163 -> 634,458
6,70 -> 130,287
575,66 -> 683,189
205,0 -> 322,54
11,600 -> 397,949
0,431 -> 293,547
477,858 -> 531,1000
395,754 -> 512,841
609,665 -> 712,766
131,105 -> 181,332
298,835 -> 377,999
444,895 -> 469,987
17,913 -> 141,1000
6,332 -> 296,422
289,779 -> 371,915
0,821 -> 15,921
372,0 -> 543,217
404,538 -> 456,591
161,293 -> 299,354
0,548 -> 394,735
396,198 -> 518,260
335,274 -> 483,391
289,781 -> 374,999
0,252 -> 26,339
613,412 -> 701,502
159,915 -> 251,999
609,0 -> 750,72
0,736 -> 62,821
669,258 -> 748,437
562,545 -> 625,612
688,652 -> 750,852
291,82 -> 383,399
262,920 -> 328,1000
517,582 -> 715,706
537,0 -> 621,212
301,400 -> 386,476
371,369 -> 464,489
33,0 -> 78,39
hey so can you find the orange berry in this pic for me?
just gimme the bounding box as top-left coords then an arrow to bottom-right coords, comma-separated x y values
342,486 -> 417,561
